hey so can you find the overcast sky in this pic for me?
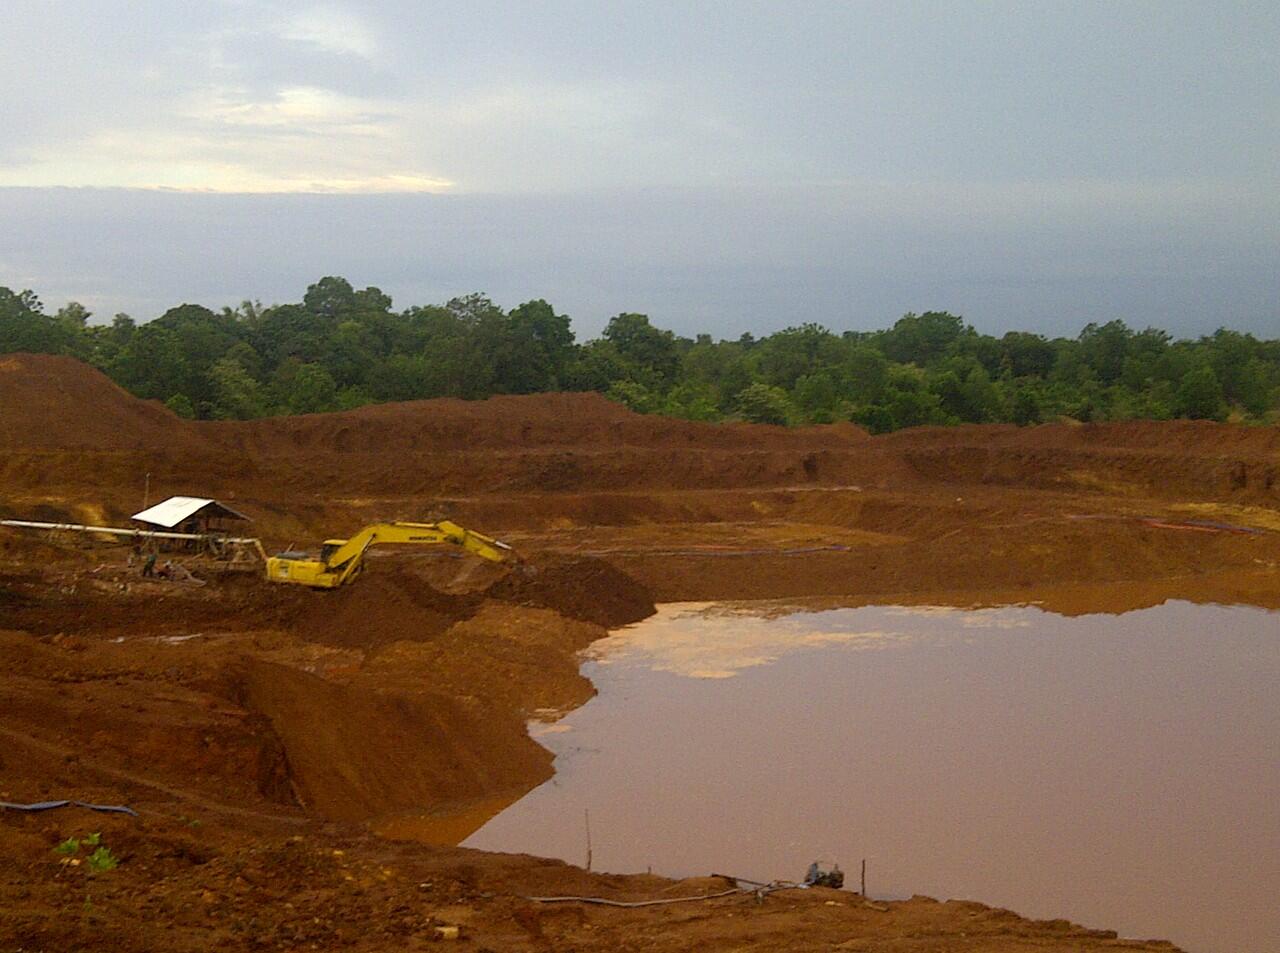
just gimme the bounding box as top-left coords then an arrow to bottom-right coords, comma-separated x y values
1,1 -> 1276,339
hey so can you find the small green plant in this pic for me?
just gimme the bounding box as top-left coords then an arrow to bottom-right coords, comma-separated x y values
53,832 -> 120,872
86,847 -> 119,872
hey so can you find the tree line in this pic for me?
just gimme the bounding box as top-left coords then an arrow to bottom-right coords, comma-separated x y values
2,277 -> 1277,430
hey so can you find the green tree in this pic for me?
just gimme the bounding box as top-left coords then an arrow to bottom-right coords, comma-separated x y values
164,394 -> 196,418
1008,384 -> 1044,426
735,383 -> 792,425
335,386 -> 373,411
54,301 -> 91,331
325,320 -> 377,389
880,311 -> 967,365
248,303 -> 326,367
1077,320 -> 1133,384
853,404 -> 895,434
752,323 -> 843,390
368,353 -> 430,402
1174,365 -> 1227,420
86,313 -> 137,368
661,382 -> 720,421
880,366 -> 950,429
285,363 -> 338,414
0,287 -> 79,355
793,372 -> 841,423
843,346 -> 890,404
930,359 -> 1000,423
1202,329 -> 1270,414
504,299 -> 576,392
208,357 -> 271,419
606,379 -> 661,414
303,276 -> 358,317
108,325 -> 190,402
562,340 -> 633,392
999,331 -> 1056,378
145,303 -> 247,408
603,313 -> 679,385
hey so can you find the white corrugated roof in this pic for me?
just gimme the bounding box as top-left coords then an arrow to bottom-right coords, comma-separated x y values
131,496 -> 250,528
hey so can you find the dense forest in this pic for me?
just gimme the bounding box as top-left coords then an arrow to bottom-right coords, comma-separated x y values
2,278 -> 1277,431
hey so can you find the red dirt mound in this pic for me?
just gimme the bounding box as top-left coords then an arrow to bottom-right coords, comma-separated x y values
290,556 -> 654,648
0,353 -> 865,463
228,658 -> 551,822
1,352 -> 1276,530
291,569 -> 480,650
485,555 -> 656,628
357,603 -> 604,718
206,390 -> 867,456
0,353 -> 206,451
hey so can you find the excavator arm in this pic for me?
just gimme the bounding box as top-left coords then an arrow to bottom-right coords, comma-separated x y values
266,520 -> 513,589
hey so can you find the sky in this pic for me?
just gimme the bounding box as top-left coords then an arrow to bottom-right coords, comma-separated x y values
1,1 -> 1276,339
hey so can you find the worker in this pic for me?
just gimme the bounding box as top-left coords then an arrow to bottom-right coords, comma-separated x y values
142,552 -> 157,577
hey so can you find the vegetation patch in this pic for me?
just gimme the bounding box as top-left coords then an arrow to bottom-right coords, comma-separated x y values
2,280 -> 1276,430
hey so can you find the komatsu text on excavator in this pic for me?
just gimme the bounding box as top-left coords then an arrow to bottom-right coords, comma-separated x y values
265,520 -> 513,589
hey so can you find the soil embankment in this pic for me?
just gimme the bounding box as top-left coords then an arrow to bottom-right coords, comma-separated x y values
4,352 -> 1277,951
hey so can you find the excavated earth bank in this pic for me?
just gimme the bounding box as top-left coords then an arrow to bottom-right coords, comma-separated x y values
4,353 -> 1278,951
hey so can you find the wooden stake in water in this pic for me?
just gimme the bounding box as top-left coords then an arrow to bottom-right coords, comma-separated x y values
585,809 -> 593,872
861,858 -> 866,896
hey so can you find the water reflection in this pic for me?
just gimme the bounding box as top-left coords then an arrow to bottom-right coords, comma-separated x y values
588,602 -> 917,678
465,601 -> 1280,953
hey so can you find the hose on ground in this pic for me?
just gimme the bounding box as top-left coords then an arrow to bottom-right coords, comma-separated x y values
527,875 -> 811,907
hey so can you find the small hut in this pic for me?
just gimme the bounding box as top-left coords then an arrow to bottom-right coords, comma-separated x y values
131,496 -> 251,540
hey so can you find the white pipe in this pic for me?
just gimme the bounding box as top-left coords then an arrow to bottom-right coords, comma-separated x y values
0,519 -> 260,544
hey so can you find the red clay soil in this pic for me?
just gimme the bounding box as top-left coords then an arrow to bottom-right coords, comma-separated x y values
226,657 -> 553,823
0,353 -> 208,453
3,352 -> 1278,951
2,353 -> 1277,532
1,806 -> 1181,953
483,554 -> 656,628
293,570 -> 481,650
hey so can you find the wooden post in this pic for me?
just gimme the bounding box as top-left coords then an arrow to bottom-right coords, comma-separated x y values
585,809 -> 592,872
861,858 -> 866,896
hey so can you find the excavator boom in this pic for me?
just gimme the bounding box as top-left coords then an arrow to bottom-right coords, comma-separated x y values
265,520 -> 512,588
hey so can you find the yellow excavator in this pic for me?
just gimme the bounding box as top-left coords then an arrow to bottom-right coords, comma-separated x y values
265,520 -> 513,589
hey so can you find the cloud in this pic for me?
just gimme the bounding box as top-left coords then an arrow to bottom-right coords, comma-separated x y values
1,4 -> 1275,326
0,136 -> 452,194
278,6 -> 378,59
192,85 -> 390,131
6,4 -> 1275,199
0,3 -> 439,193
0,79 -> 453,193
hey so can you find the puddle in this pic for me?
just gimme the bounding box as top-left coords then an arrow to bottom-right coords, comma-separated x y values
464,600 -> 1280,953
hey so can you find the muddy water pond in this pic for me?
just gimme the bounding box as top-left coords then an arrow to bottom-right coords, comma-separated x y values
465,601 -> 1279,953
